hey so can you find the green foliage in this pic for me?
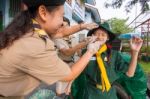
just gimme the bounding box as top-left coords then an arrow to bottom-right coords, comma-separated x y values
141,46 -> 150,54
141,55 -> 150,62
122,46 -> 130,52
139,61 -> 150,74
108,18 -> 134,34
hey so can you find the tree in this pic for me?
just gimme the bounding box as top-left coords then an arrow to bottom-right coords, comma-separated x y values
105,0 -> 150,13
108,18 -> 134,34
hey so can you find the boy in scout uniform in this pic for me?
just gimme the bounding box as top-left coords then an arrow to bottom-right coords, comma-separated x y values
71,22 -> 144,99
54,17 -> 93,96
0,0 -> 101,99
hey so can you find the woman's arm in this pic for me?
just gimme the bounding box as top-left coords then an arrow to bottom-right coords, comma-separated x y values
61,50 -> 93,81
51,23 -> 98,38
61,40 -> 101,81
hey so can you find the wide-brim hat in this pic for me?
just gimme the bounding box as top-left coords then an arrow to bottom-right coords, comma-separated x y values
87,22 -> 116,42
22,0 -> 66,8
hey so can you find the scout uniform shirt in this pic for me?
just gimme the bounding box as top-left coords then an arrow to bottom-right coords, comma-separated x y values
71,49 -> 129,99
54,38 -> 74,94
54,38 -> 74,64
0,32 -> 71,97
116,53 -> 147,99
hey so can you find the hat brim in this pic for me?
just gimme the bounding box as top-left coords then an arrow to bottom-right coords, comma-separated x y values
87,25 -> 116,42
99,25 -> 116,42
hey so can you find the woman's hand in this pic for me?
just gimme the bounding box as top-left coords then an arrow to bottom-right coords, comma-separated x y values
87,36 -> 102,54
130,37 -> 143,53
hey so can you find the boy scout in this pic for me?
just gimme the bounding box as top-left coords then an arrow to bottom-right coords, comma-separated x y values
71,22 -> 143,99
54,17 -> 92,96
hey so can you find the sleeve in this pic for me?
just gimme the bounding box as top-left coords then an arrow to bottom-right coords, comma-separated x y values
19,39 -> 71,85
114,52 -> 130,77
54,39 -> 69,49
81,49 -> 87,55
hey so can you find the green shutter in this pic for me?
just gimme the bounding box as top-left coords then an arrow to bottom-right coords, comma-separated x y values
0,11 -> 2,31
9,0 -> 21,17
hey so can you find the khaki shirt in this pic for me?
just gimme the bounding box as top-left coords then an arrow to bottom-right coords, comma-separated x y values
0,32 -> 71,96
54,39 -> 73,62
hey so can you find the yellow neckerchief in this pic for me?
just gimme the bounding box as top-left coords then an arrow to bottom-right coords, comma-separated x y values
32,19 -> 48,39
96,44 -> 111,92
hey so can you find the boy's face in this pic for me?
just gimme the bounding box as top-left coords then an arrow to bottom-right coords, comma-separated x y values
93,29 -> 109,45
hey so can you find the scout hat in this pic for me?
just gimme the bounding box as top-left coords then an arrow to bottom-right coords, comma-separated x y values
87,22 -> 116,42
22,0 -> 66,8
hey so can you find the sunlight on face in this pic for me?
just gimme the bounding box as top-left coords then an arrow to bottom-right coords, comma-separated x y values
93,29 -> 109,44
45,5 -> 64,34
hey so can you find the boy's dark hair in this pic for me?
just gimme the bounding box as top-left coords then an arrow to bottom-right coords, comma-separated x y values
63,17 -> 70,26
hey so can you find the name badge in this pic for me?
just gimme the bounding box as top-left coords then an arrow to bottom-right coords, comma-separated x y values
90,57 -> 96,60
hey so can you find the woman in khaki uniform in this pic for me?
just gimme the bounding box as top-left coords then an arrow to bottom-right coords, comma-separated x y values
0,0 -> 100,99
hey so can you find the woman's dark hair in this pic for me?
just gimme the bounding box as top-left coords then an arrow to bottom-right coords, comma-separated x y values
0,5 -> 60,50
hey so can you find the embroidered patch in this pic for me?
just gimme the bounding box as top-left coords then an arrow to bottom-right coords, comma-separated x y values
104,57 -> 108,61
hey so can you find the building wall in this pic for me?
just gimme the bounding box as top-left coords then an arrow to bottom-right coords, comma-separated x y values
3,0 -> 10,28
0,0 -> 8,30
1,0 -> 21,30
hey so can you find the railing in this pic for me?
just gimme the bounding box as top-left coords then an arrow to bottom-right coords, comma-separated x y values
72,2 -> 85,22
